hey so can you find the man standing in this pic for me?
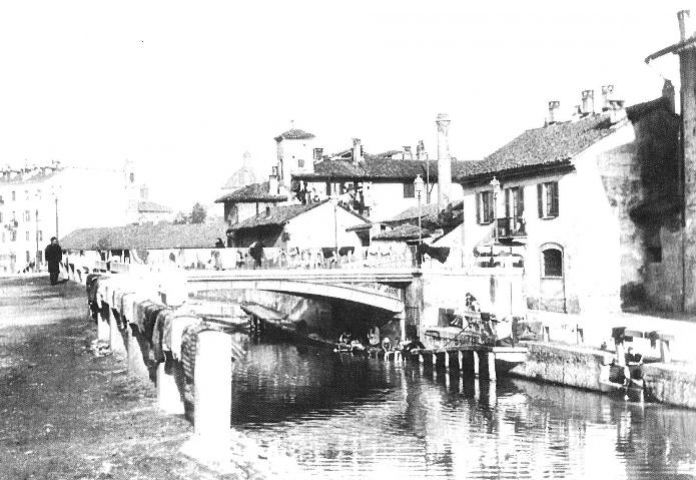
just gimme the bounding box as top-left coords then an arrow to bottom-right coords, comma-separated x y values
45,237 -> 63,285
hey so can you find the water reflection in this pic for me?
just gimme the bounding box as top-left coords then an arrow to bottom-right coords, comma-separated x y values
231,338 -> 696,479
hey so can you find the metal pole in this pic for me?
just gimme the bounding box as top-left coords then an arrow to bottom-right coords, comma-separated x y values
334,201 -> 338,257
55,196 -> 59,239
418,192 -> 422,245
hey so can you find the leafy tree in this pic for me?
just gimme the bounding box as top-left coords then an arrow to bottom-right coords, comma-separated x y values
190,203 -> 207,224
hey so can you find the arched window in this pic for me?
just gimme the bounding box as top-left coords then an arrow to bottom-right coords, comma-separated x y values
541,247 -> 563,278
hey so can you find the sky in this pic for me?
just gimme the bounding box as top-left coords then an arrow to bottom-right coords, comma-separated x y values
0,1 -> 691,211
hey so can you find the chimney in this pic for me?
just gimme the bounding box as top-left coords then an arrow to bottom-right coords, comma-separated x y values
436,113 -> 452,208
269,166 -> 279,195
678,10 -> 694,41
416,140 -> 426,160
581,90 -> 595,116
313,147 -> 323,162
403,146 -> 413,160
601,85 -> 614,111
352,138 -> 362,165
609,99 -> 627,124
663,79 -> 676,114
547,101 -> 560,124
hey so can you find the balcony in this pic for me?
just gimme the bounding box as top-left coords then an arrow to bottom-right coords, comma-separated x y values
496,216 -> 526,239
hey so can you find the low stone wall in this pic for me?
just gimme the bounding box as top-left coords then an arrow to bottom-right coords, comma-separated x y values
643,363 -> 696,409
510,342 -> 696,409
509,342 -> 611,391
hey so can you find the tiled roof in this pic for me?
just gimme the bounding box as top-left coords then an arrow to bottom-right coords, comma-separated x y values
455,96 -> 672,182
226,200 -> 327,231
215,182 -> 288,203
293,157 -> 479,182
274,128 -> 315,142
138,200 -> 172,213
373,224 -> 430,241
383,203 -> 440,225
61,221 -> 227,250
0,167 -> 61,186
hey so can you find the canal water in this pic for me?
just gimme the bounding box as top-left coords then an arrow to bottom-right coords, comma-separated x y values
230,336 -> 696,479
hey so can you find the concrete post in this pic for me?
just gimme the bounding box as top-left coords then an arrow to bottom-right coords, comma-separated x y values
660,340 -> 672,363
432,353 -> 437,368
486,352 -> 497,382
97,304 -> 111,344
126,324 -> 150,379
157,361 -> 184,414
193,331 -> 232,447
109,309 -> 126,354
443,351 -> 450,371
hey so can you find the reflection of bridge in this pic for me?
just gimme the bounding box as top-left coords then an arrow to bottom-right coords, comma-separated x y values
186,269 -> 419,313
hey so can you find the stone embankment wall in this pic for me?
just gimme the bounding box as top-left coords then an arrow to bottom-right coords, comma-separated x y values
643,363 -> 696,409
509,342 -> 611,391
510,341 -> 696,409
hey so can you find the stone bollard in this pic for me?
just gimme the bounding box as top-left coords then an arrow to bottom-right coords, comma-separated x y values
109,308 -> 126,354
193,331 -> 232,450
97,304 -> 111,344
486,352 -> 497,382
660,340 -> 672,363
157,359 -> 184,414
126,324 -> 150,379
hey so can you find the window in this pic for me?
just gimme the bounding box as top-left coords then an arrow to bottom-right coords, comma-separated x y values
36,189 -> 41,200
25,231 -> 30,241
10,231 -> 16,242
11,191 -> 15,201
0,212 -> 2,223
129,172 -> 135,183
403,182 -> 415,198
297,159 -> 305,168
0,195 -> 3,204
24,210 -> 30,222
476,191 -> 495,224
25,251 -> 30,263
325,182 -> 332,196
542,248 -> 563,277
537,182 -> 559,218
25,190 -> 29,201
505,187 -> 524,219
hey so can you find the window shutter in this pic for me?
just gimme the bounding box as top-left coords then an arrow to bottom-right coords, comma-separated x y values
504,188 -> 510,218
550,182 -> 559,217
537,184 -> 543,218
476,192 -> 481,224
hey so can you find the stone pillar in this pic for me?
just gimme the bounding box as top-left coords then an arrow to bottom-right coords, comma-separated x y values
473,350 -> 480,377
157,360 -> 184,414
109,309 -> 126,354
193,331 -> 232,449
403,277 -> 423,341
436,113 -> 452,209
679,11 -> 696,313
485,352 -> 497,382
97,304 -> 111,344
127,324 -> 149,379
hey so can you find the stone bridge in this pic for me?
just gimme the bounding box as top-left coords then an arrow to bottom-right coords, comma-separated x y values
185,269 -> 419,314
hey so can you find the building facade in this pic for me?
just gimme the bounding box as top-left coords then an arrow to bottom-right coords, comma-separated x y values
0,161 -> 143,272
439,89 -> 679,315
